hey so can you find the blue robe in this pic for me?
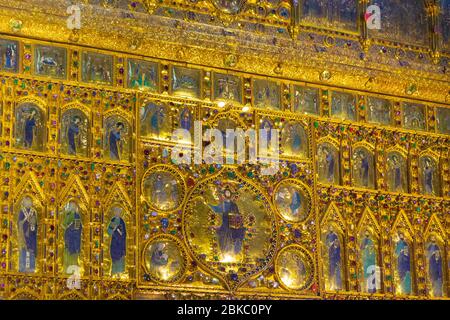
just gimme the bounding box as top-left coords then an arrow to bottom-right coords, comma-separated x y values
261,122 -> 272,145
67,123 -> 79,155
361,156 -> 369,186
24,117 -> 36,148
18,208 -> 37,273
424,166 -> 433,194
428,244 -> 443,297
326,232 -> 342,290
151,110 -> 163,135
361,237 -> 377,293
64,212 -> 82,256
152,178 -> 166,206
109,130 -> 121,160
291,131 -> 301,152
210,200 -> 246,255
180,111 -> 191,131
396,240 -> 412,294
4,47 -> 13,69
326,153 -> 335,182
289,191 -> 301,216
107,217 -> 126,274
394,165 -> 402,190
151,247 -> 168,267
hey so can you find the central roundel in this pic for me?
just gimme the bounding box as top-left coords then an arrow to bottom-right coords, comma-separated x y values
183,170 -> 277,289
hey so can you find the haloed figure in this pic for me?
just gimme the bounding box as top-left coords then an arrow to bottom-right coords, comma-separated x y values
150,106 -> 165,137
389,155 -> 403,192
107,207 -> 126,275
62,201 -> 82,273
395,233 -> 412,295
286,125 -> 302,154
180,108 -> 191,131
109,122 -> 124,160
428,238 -> 443,297
354,151 -> 369,187
24,109 -> 37,148
209,187 -> 246,257
18,196 -> 37,273
423,159 -> 434,195
326,230 -> 342,290
67,116 -> 81,155
361,233 -> 377,293
323,147 -> 335,183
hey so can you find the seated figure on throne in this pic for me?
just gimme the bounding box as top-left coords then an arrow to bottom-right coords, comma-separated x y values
208,186 -> 246,261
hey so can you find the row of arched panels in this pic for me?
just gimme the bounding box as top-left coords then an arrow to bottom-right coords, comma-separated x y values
321,205 -> 447,298
8,100 -> 311,161
317,141 -> 443,196
298,0 -> 449,47
12,193 -> 132,278
10,102 -> 132,162
1,38 -> 449,136
144,0 -> 450,48
7,100 -> 447,197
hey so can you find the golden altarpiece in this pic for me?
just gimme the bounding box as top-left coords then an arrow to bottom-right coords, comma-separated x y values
0,0 -> 448,300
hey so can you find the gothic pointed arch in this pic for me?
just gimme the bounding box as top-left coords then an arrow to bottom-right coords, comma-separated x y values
356,207 -> 380,235
424,214 -> 446,242
104,181 -> 133,211
58,175 -> 89,207
391,210 -> 414,236
321,202 -> 346,233
14,171 -> 45,203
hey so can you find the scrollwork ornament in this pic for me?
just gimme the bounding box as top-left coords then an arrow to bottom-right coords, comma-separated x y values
224,53 -> 238,67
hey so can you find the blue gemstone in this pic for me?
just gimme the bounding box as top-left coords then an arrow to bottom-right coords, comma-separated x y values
161,218 -> 169,228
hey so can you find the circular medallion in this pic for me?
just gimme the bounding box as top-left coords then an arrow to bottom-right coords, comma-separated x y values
275,245 -> 314,291
144,235 -> 186,283
183,170 -> 277,289
142,165 -> 185,212
273,180 -> 311,223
